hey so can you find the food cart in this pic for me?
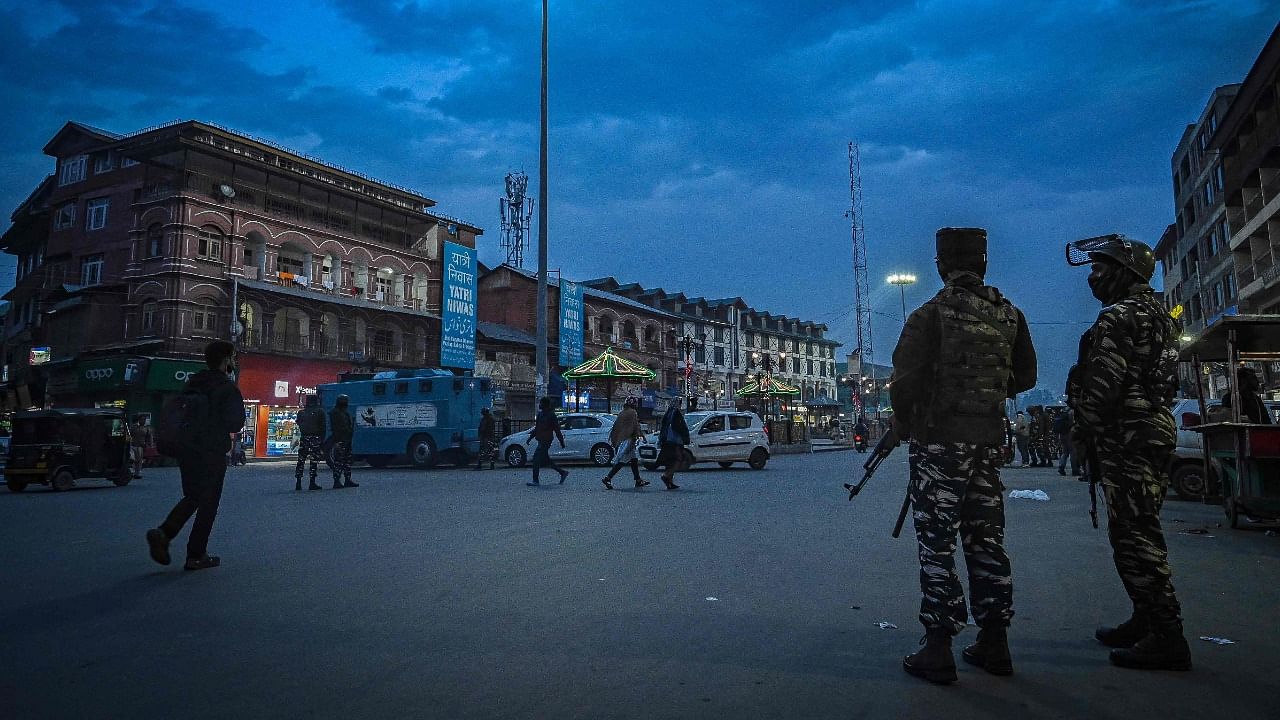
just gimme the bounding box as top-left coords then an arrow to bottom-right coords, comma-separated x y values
1179,314 -> 1280,528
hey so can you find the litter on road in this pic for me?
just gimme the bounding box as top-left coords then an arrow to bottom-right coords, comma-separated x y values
705,597 -> 719,601
876,622 -> 898,630
1199,636 -> 1236,645
1178,529 -> 1216,537
1009,489 -> 1050,501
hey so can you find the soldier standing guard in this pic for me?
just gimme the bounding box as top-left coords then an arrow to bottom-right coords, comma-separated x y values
1065,235 -> 1191,671
890,227 -> 1038,684
328,394 -> 358,489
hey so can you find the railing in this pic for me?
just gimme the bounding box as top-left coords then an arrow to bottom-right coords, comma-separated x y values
239,330 -> 429,367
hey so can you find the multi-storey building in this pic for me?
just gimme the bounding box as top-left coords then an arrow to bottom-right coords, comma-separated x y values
582,278 -> 842,412
1217,25 -> 1280,323
1,120 -> 480,456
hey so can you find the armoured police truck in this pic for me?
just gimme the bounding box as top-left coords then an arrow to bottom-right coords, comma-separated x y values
317,369 -> 493,469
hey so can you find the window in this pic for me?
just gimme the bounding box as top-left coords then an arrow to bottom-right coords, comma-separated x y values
418,380 -> 434,393
395,382 -> 409,395
714,347 -> 725,366
86,198 -> 109,230
54,203 -> 75,229
729,415 -> 753,431
146,224 -> 164,258
746,332 -> 755,348
1225,272 -> 1237,302
141,302 -> 158,332
373,384 -> 386,396
808,359 -> 814,375
695,346 -> 705,363
80,254 -> 104,286
197,226 -> 224,261
93,153 -> 115,174
793,357 -> 801,374
58,155 -> 87,185
121,157 -> 138,168
192,300 -> 218,333
701,415 -> 725,433
243,247 -> 254,266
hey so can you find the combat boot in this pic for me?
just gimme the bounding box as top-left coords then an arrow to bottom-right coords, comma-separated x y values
962,625 -> 1013,676
903,631 -> 957,684
1109,628 -> 1192,671
1095,614 -> 1148,648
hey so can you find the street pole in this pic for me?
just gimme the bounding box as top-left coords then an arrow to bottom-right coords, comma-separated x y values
535,0 -> 549,407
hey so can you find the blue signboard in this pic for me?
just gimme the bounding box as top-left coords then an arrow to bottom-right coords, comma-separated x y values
559,280 -> 584,366
440,241 -> 477,369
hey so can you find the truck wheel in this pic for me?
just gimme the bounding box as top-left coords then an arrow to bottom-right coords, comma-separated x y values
408,435 -> 438,469
748,448 -> 769,470
51,469 -> 75,492
590,443 -> 614,466
1170,464 -> 1207,501
6,477 -> 27,493
506,446 -> 527,467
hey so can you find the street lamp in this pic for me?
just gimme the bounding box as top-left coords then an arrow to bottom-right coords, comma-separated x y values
680,332 -> 707,409
887,273 -> 917,323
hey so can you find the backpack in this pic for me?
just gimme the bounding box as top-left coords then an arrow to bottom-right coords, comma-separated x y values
155,389 -> 211,458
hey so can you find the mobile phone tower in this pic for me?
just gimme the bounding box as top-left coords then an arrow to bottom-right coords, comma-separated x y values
500,171 -> 534,269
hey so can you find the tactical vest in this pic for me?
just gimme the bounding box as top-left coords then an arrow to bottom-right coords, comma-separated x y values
919,286 -> 1018,445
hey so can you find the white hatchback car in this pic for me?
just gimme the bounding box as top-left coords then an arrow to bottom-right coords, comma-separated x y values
639,411 -> 770,470
499,412 -> 618,467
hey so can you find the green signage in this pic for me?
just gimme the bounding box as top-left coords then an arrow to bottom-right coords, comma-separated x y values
76,359 -> 128,391
145,359 -> 205,392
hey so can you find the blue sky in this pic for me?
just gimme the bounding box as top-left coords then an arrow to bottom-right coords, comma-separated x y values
1,1 -> 1276,393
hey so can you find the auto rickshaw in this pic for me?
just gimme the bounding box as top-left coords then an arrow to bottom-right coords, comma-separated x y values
4,408 -> 133,492
1180,314 -> 1280,528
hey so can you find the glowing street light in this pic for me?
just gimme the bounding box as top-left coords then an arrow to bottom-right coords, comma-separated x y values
887,273 -> 917,322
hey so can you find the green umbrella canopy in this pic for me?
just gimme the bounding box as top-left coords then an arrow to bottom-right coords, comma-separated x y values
562,347 -> 657,381
737,376 -> 801,396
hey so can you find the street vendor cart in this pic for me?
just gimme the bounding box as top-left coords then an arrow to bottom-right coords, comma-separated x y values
1179,314 -> 1280,528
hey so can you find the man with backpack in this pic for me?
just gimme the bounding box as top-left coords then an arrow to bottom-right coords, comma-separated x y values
146,340 -> 245,572
295,394 -> 326,491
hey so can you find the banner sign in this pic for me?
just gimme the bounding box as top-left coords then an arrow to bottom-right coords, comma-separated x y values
440,241 -> 477,369
558,280 -> 584,366
77,359 -> 127,391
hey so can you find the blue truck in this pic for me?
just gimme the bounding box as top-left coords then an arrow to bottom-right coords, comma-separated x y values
317,369 -> 493,469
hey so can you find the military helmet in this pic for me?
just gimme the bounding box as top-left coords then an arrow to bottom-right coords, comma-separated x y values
1065,234 -> 1156,281
936,227 -> 987,259
336,394 -> 350,406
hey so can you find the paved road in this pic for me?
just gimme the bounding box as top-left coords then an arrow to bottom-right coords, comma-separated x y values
2,451 -> 1277,719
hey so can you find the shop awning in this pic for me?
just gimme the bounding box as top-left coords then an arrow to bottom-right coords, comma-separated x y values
562,347 -> 656,381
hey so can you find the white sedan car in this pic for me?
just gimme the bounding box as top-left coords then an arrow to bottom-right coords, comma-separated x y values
499,412 -> 618,467
639,411 -> 770,470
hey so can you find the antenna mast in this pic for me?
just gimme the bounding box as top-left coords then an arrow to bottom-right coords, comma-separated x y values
846,141 -> 873,415
500,171 -> 534,268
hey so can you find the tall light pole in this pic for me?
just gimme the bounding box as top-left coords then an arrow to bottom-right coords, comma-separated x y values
886,273 -> 917,323
535,0 -> 549,405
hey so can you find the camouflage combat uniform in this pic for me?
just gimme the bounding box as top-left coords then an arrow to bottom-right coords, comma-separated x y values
891,270 -> 1037,636
1067,287 -> 1183,632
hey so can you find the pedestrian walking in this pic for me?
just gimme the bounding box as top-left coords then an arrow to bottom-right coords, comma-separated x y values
329,394 -> 358,489
295,394 -> 326,491
1014,411 -> 1030,466
656,397 -> 690,490
889,227 -> 1037,684
1066,233 -> 1191,671
601,397 -> 648,489
128,414 -> 151,479
146,340 -> 245,572
1055,408 -> 1079,476
475,408 -> 497,470
526,397 -> 568,486
1027,406 -> 1045,466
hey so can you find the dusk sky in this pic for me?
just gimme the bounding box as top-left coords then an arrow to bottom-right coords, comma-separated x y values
1,1 -> 1277,393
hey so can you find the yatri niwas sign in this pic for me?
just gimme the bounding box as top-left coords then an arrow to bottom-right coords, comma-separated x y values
559,280 -> 584,366
440,241 -> 477,369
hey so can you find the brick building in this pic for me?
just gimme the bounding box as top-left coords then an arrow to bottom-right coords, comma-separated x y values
1,120 -> 480,456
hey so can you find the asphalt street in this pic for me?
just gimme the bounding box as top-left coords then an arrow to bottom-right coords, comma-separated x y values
1,450 -> 1277,720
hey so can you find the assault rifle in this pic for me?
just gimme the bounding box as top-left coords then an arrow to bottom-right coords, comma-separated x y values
844,427 -> 913,537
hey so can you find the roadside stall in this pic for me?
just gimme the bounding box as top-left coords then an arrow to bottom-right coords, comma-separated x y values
736,376 -> 802,444
1180,314 -> 1280,528
561,347 -> 656,414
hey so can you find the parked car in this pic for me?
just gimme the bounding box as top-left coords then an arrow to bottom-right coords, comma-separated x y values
499,412 -> 618,467
5,408 -> 133,492
639,411 -> 770,470
1168,396 -> 1280,500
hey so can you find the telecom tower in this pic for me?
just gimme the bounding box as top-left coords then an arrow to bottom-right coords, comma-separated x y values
846,141 -> 874,415
499,171 -> 534,268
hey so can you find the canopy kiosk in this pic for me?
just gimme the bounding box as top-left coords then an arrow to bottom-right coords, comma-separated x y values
561,347 -> 656,413
737,375 -> 801,442
1179,314 -> 1280,528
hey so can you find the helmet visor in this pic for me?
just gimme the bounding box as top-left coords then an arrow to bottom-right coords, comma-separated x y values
1065,234 -> 1126,267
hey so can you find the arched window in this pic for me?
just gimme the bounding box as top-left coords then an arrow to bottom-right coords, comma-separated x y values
598,316 -> 614,337
623,320 -> 637,340
145,224 -> 164,258
197,225 -> 224,261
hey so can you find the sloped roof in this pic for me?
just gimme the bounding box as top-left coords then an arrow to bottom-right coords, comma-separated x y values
504,266 -> 679,319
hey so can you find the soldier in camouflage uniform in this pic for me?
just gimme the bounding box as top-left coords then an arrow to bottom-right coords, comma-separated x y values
890,228 -> 1038,684
328,394 -> 358,489
1065,234 -> 1191,671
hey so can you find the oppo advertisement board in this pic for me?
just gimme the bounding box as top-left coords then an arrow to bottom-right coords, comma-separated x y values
558,280 -> 584,366
440,241 -> 477,369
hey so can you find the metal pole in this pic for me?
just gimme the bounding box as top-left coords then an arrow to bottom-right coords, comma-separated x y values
535,0 -> 549,407
898,284 -> 907,324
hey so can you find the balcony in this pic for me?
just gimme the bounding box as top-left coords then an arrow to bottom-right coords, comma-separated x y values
241,272 -> 437,315
239,329 -> 427,367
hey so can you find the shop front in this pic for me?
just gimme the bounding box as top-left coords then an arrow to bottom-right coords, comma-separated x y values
69,356 -> 208,424
236,354 -> 353,458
